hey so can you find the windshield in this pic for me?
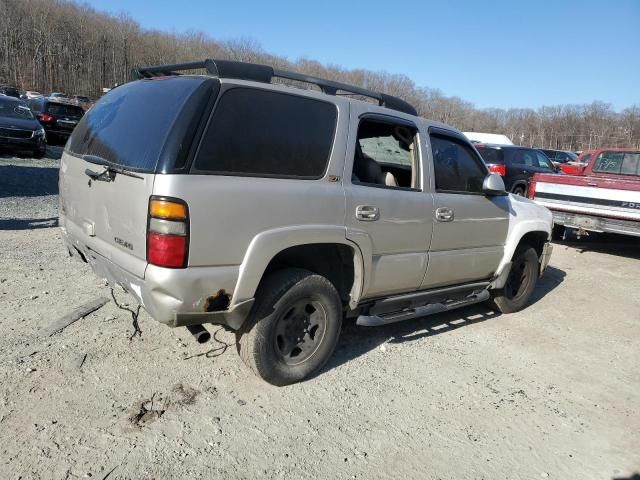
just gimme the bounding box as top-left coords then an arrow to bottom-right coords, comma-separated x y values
0,99 -> 34,119
67,76 -> 209,172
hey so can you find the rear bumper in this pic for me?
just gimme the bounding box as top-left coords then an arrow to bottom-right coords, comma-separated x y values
551,210 -> 640,238
61,224 -> 252,330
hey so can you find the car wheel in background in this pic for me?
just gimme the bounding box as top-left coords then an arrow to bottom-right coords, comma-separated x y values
512,185 -> 526,197
489,245 -> 539,314
236,268 -> 343,386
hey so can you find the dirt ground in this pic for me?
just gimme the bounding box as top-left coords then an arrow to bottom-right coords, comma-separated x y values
1,150 -> 639,480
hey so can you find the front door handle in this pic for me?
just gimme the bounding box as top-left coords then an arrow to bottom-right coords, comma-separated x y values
435,207 -> 454,222
355,205 -> 380,221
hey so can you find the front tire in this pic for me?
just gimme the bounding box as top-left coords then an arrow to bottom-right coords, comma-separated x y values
489,245 -> 539,314
236,268 -> 343,386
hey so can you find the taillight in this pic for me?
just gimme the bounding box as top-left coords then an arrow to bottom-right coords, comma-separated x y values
147,197 -> 188,268
488,164 -> 506,176
528,179 -> 537,199
37,113 -> 53,122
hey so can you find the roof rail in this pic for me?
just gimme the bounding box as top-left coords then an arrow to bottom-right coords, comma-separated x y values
132,59 -> 418,116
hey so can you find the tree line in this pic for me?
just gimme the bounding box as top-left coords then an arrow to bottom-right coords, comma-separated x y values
1,0 -> 638,150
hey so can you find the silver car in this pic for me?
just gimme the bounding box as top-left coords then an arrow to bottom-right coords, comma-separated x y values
59,59 -> 553,385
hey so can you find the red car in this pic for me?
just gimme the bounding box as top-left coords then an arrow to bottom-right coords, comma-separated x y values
529,148 -> 640,238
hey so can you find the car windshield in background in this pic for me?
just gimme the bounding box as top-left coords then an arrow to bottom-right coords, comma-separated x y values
476,146 -> 504,164
67,76 -> 207,171
47,103 -> 84,117
593,151 -> 640,175
0,99 -> 34,119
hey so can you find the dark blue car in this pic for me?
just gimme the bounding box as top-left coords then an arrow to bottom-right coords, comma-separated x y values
0,96 -> 47,157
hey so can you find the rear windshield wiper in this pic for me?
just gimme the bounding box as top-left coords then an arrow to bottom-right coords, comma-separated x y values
83,155 -> 144,181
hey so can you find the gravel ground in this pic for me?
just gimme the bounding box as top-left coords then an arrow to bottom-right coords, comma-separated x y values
1,151 -> 639,479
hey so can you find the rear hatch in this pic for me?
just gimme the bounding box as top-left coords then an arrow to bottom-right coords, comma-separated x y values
45,102 -> 85,133
59,76 -> 216,278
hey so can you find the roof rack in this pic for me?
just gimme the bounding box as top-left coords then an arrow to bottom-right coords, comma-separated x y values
132,59 -> 417,116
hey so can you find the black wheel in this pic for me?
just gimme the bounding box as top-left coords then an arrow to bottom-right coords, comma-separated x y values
236,268 -> 342,386
512,185 -> 526,197
551,224 -> 565,241
489,245 -> 539,314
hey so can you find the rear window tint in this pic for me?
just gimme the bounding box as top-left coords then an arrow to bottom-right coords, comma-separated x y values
194,88 -> 337,178
46,103 -> 84,117
476,146 -> 504,164
593,152 -> 640,175
67,77 -> 206,171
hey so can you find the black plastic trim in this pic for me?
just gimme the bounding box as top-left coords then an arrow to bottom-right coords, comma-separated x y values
133,58 -> 417,116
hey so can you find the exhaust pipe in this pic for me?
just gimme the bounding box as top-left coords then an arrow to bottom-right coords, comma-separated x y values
186,324 -> 211,344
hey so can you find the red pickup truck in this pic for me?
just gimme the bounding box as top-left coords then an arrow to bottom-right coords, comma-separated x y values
529,148 -> 640,239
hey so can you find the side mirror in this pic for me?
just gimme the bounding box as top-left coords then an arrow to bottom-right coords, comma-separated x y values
483,173 -> 507,196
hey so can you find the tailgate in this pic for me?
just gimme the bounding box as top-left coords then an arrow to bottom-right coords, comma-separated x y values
532,174 -> 640,221
59,152 -> 154,278
58,75 -> 217,279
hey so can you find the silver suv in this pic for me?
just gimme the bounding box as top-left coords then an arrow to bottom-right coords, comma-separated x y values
59,59 -> 553,385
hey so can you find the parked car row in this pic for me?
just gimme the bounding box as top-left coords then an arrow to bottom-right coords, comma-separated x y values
0,94 -> 85,156
529,148 -> 640,239
0,85 -> 93,110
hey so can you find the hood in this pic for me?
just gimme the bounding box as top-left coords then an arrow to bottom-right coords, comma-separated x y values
0,115 -> 41,131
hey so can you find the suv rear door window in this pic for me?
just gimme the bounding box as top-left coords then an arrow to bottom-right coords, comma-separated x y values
67,77 -> 209,172
430,134 -> 486,193
535,151 -> 554,170
194,88 -> 337,178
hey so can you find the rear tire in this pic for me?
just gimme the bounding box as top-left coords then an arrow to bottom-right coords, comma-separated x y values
236,268 -> 343,386
551,224 -> 565,241
489,245 -> 539,314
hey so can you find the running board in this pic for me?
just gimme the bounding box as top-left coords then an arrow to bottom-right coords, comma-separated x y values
356,290 -> 490,327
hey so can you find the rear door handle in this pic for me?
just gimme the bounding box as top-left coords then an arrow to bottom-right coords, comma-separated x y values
435,207 -> 454,222
355,205 -> 379,221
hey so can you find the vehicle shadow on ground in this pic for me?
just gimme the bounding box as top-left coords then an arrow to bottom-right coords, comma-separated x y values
0,145 -> 63,161
322,265 -> 566,377
0,217 -> 58,230
553,233 -> 640,260
0,165 -> 59,198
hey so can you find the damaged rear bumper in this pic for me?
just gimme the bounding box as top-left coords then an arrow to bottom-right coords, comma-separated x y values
62,226 -> 253,330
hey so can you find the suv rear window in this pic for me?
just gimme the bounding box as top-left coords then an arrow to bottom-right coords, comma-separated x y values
67,77 -> 208,172
475,146 -> 504,164
593,151 -> 640,175
46,103 -> 84,117
194,88 -> 337,178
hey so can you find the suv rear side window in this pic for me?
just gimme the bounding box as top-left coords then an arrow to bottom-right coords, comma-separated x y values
430,134 -> 486,193
194,88 -> 337,178
476,146 -> 504,164
67,77 -> 208,172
